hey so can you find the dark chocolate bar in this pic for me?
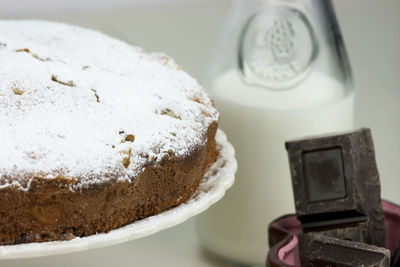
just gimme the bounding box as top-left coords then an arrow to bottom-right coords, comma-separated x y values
285,128 -> 385,246
391,239 -> 400,266
300,233 -> 390,266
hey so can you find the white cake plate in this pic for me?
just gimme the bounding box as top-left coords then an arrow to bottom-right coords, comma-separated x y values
0,129 -> 236,260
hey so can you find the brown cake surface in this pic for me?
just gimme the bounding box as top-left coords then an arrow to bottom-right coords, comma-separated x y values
0,20 -> 219,245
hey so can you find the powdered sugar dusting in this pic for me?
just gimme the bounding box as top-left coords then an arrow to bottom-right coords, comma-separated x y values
0,20 -> 218,191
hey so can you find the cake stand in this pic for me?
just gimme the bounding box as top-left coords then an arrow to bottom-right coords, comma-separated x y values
0,129 -> 236,260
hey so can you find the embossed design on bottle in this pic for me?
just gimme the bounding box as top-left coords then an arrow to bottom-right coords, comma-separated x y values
239,6 -> 319,89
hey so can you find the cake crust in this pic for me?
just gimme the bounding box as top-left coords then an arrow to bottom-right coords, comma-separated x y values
0,122 -> 218,245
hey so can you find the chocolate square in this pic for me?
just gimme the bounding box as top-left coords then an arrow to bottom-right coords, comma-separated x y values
285,128 -> 385,247
303,148 -> 346,202
300,233 -> 390,267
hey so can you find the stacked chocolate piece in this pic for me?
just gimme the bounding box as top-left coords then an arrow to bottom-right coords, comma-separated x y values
285,128 -> 393,266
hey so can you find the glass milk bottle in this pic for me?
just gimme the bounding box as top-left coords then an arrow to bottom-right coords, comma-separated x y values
195,0 -> 354,266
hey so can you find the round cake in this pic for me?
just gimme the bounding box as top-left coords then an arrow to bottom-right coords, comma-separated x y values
0,20 -> 219,245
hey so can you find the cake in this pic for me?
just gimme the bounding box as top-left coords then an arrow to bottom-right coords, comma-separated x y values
0,20 -> 219,245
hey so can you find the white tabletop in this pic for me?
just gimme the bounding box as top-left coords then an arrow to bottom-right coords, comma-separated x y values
1,0 -> 399,266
